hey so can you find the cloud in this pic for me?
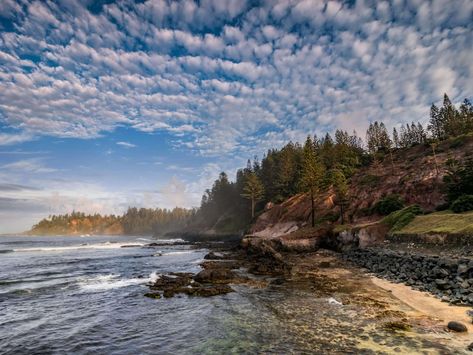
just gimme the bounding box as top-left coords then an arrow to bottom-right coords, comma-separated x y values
0,132 -> 34,145
116,141 -> 136,148
0,0 -> 472,232
2,159 -> 57,173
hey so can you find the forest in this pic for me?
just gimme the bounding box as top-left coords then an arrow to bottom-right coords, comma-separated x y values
30,207 -> 194,236
189,94 -> 473,233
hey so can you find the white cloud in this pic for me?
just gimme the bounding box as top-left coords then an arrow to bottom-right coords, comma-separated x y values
116,141 -> 136,148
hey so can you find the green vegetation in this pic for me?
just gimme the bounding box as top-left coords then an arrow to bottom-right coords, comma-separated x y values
444,158 -> 473,205
189,93 -> 472,234
30,208 -> 193,236
240,172 -> 264,219
451,195 -> 473,213
395,211 -> 473,235
373,194 -> 405,215
382,205 -> 423,233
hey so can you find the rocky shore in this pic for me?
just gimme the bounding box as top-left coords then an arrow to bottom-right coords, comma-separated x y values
344,248 -> 473,306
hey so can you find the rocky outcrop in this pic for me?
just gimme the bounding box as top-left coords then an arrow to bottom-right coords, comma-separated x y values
344,248 -> 473,305
330,222 -> 390,250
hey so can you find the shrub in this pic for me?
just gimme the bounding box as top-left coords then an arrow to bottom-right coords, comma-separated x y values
451,195 -> 473,213
360,174 -> 381,187
373,194 -> 405,215
383,205 -> 423,232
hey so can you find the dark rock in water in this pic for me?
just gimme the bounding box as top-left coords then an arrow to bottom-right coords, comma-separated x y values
194,268 -> 240,284
447,321 -> 468,332
204,251 -> 226,260
184,284 -> 233,297
147,269 -> 236,298
467,342 -> 473,351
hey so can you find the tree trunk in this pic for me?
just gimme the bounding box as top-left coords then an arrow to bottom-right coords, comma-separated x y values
340,204 -> 344,225
251,197 -> 255,219
311,189 -> 315,228
431,143 -> 439,176
389,149 -> 395,175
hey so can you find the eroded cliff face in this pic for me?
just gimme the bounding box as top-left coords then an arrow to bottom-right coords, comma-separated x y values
249,136 -> 473,239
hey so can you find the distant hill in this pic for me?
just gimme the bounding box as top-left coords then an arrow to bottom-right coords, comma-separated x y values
28,207 -> 194,236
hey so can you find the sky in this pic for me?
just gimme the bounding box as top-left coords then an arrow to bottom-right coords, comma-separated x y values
0,0 -> 472,233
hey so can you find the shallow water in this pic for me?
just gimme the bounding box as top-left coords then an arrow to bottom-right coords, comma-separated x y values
0,235 -> 467,354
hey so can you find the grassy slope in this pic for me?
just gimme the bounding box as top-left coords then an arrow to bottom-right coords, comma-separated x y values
395,211 -> 473,235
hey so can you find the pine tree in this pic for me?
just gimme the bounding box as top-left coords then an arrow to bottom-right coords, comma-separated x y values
241,172 -> 264,219
299,136 -> 325,227
331,169 -> 348,224
392,127 -> 400,148
440,93 -> 459,137
428,103 -> 443,140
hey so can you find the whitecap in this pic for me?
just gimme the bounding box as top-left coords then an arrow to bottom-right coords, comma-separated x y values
13,242 -> 145,253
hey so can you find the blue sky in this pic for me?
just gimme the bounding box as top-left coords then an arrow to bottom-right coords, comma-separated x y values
0,0 -> 472,233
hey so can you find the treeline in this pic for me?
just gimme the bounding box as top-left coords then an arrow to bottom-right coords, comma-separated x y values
192,93 -> 473,232
30,208 -> 194,236
122,207 -> 193,235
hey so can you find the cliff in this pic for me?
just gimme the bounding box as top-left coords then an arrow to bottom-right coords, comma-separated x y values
249,134 -> 473,242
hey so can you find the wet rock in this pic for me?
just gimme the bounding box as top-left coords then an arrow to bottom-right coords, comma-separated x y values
184,284 -> 233,297
467,342 -> 473,351
194,268 -> 241,284
204,251 -> 226,260
447,321 -> 468,332
144,292 -> 161,299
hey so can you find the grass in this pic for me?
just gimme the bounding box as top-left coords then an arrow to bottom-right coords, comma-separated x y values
394,211 -> 473,235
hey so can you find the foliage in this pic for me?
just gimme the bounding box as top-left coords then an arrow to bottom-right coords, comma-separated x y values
451,195 -> 473,213
372,194 -> 405,215
30,208 -> 194,236
189,92 -> 472,233
428,94 -> 473,140
382,205 -> 423,232
360,174 -> 381,187
122,207 -> 193,235
443,158 -> 473,204
241,172 -> 265,218
366,121 -> 391,153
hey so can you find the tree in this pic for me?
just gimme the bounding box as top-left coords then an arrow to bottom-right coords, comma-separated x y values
366,121 -> 391,154
241,172 -> 264,219
392,127 -> 400,148
331,169 -> 348,224
428,103 -> 443,140
299,136 -> 325,227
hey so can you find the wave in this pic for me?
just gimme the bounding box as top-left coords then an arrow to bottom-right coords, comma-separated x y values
161,250 -> 195,256
0,249 -> 13,254
78,271 -> 158,292
12,242 -> 146,253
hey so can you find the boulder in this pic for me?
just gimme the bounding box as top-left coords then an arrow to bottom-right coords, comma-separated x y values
447,321 -> 468,332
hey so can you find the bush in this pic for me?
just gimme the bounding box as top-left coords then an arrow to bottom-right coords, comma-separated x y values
383,205 -> 423,232
373,194 -> 405,215
451,195 -> 473,213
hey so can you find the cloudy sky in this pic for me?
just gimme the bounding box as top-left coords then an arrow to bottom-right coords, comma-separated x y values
0,0 -> 472,233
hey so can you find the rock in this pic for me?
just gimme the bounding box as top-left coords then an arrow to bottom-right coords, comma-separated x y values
194,268 -> 240,284
467,342 -> 473,351
458,264 -> 470,275
204,251 -> 226,260
144,292 -> 161,299
435,279 -> 450,290
185,284 -> 233,297
447,321 -> 468,332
